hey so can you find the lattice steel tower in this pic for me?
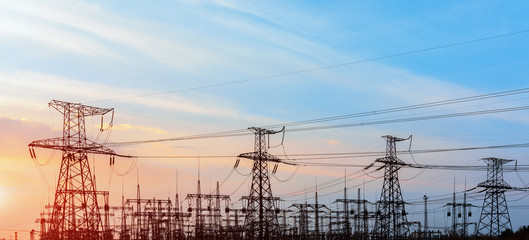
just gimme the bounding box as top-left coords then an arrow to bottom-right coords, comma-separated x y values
374,135 -> 410,240
239,127 -> 282,240
476,157 -> 513,237
29,100 -> 117,240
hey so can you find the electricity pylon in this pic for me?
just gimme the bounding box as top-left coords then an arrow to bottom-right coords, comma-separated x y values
239,127 -> 283,240
29,100 -> 117,240
373,135 -> 410,240
476,157 -> 513,237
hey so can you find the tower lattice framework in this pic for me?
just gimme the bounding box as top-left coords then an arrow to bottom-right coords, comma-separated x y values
29,100 -> 117,240
374,135 -> 409,240
476,157 -> 513,237
239,127 -> 282,240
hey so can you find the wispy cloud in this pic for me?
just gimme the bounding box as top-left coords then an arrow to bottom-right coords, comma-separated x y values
0,0 -> 219,68
0,10 -> 117,57
0,71 -> 242,117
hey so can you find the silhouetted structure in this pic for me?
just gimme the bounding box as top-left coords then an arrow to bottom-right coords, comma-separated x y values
373,135 -> 410,240
29,100 -> 117,240
239,127 -> 283,239
476,157 -> 513,237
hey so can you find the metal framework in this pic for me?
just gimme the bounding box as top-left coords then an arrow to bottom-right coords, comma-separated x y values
289,192 -> 329,238
374,135 -> 410,240
333,181 -> 351,238
476,157 -> 513,237
185,181 -> 230,238
238,127 -> 283,239
445,191 -> 474,237
29,100 -> 117,240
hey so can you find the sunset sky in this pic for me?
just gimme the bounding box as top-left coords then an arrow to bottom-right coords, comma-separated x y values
1,0 -> 529,238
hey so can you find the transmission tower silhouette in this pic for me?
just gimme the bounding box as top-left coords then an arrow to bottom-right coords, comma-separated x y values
373,135 -> 410,240
476,157 -> 513,237
28,100 -> 117,240
238,127 -> 283,240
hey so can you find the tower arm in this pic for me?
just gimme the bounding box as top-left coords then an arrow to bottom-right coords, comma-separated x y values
49,100 -> 113,117
237,152 -> 282,163
29,137 -> 129,157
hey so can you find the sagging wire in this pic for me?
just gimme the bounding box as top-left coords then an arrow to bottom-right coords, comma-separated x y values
268,126 -> 285,149
272,142 -> 300,182
273,165 -> 300,183
218,167 -> 236,188
400,147 -> 427,181
400,168 -> 426,181
514,160 -> 528,187
287,176 -> 382,201
216,135 -> 249,190
281,167 -> 369,199
111,156 -> 138,176
509,192 -> 529,202
407,135 -> 417,164
102,111 -> 114,145
29,147 -> 55,166
362,163 -> 385,179
28,147 -> 54,192
229,172 -> 252,196
93,121 -> 103,143
106,162 -> 113,192
93,110 -> 114,143
233,158 -> 252,176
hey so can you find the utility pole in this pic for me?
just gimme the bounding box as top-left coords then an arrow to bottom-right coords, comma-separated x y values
29,100 -> 118,240
351,188 -> 368,239
452,179 -> 457,236
175,170 -> 184,238
344,172 -> 350,237
315,184 -> 320,239
362,183 -> 369,239
183,168 -> 212,239
423,195 -> 428,238
356,188 -> 361,236
476,157 -> 513,237
334,171 -> 352,238
373,135 -> 410,240
239,127 -> 283,239
463,179 -> 469,238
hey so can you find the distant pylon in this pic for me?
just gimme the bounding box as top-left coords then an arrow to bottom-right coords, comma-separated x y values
476,157 -> 513,237
373,135 -> 410,240
29,100 -> 117,240
239,127 -> 283,240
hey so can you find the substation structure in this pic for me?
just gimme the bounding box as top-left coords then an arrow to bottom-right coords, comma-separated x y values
30,100 -> 521,240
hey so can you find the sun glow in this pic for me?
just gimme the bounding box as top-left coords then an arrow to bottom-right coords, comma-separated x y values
0,186 -> 4,206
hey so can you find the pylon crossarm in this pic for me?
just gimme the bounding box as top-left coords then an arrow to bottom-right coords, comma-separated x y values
237,152 -> 282,163
29,137 -> 118,156
375,156 -> 406,165
49,100 -> 113,117
55,190 -> 110,195
477,181 -> 512,189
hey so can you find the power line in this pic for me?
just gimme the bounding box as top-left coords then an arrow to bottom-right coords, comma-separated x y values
120,142 -> 529,164
264,88 -> 529,129
278,142 -> 529,161
285,105 -> 529,133
86,29 -> 529,104
286,161 -> 529,171
106,104 -> 529,147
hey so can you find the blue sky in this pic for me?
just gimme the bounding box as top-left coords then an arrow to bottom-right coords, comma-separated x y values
1,0 -> 529,236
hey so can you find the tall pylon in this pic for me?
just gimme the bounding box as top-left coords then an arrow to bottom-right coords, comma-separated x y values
476,157 -> 513,237
239,127 -> 283,240
28,100 -> 117,240
373,135 -> 410,240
